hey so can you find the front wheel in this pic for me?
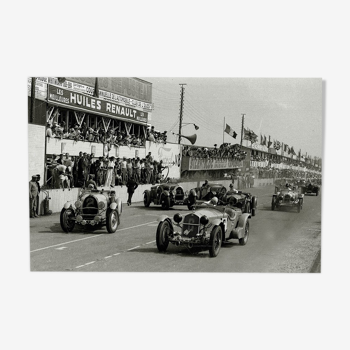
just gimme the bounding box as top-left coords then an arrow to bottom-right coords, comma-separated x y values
239,221 -> 249,245
271,197 -> 276,211
60,208 -> 75,233
156,220 -> 171,252
209,226 -> 222,257
106,208 -> 119,233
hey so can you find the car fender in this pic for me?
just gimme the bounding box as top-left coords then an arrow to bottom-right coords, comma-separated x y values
110,197 -> 122,215
161,190 -> 170,197
157,216 -> 173,231
236,213 -> 251,239
63,201 -> 76,210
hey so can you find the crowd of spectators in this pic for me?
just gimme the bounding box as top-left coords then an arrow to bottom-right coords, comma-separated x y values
46,120 -> 167,147
45,151 -> 168,190
182,143 -> 247,161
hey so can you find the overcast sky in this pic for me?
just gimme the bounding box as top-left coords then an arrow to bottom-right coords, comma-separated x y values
143,78 -> 323,158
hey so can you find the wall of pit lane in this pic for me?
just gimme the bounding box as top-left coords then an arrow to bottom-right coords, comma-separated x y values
37,178 -> 275,215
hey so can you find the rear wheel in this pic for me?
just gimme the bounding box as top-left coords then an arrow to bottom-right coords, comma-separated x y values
106,208 -> 119,233
156,220 -> 170,252
239,221 -> 249,245
162,196 -> 170,210
209,226 -> 222,257
144,191 -> 151,207
297,201 -> 301,213
60,208 -> 75,233
245,202 -> 251,214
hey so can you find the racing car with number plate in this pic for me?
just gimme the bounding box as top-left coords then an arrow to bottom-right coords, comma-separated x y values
156,203 -> 251,257
60,187 -> 122,233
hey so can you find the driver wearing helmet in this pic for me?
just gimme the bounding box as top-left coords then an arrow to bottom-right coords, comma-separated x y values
204,196 -> 218,206
85,174 -> 98,190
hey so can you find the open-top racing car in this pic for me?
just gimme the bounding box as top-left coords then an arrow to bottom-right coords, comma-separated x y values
271,184 -> 304,212
184,182 -> 227,210
300,182 -> 320,196
143,183 -> 186,210
221,190 -> 257,216
60,186 -> 122,233
156,199 -> 251,258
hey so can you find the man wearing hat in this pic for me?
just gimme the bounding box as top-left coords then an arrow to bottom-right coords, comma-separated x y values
29,175 -> 39,218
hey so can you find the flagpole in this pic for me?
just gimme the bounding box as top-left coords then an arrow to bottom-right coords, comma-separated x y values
223,117 -> 225,144
240,113 -> 245,147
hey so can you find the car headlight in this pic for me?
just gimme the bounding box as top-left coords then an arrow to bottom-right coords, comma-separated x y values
98,202 -> 105,210
75,200 -> 82,208
173,213 -> 182,223
200,215 -> 209,226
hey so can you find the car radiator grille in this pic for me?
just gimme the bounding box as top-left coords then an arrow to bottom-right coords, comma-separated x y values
82,196 -> 98,217
182,214 -> 200,237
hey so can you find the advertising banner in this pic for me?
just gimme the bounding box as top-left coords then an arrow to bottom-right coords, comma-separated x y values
183,158 -> 243,171
47,85 -> 148,124
28,77 -> 153,112
146,141 -> 182,179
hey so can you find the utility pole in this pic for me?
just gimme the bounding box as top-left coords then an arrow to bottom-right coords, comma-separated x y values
240,113 -> 245,147
30,77 -> 36,123
178,83 -> 186,144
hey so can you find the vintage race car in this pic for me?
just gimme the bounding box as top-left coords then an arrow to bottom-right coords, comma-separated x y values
60,187 -> 122,233
271,185 -> 304,212
300,182 -> 320,196
143,183 -> 186,210
156,203 -> 251,257
222,191 -> 257,216
184,183 -> 227,210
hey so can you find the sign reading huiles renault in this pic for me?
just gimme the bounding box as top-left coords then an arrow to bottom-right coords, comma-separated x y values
47,85 -> 148,124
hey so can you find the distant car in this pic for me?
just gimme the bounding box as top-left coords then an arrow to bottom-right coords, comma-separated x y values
184,183 -> 227,210
156,203 -> 251,257
222,190 -> 257,216
271,185 -> 304,212
143,183 -> 186,210
60,187 -> 122,233
300,182 -> 320,196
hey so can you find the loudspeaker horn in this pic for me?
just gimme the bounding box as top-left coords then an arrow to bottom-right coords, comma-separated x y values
180,134 -> 197,145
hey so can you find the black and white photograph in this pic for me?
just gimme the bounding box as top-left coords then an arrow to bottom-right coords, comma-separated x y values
28,77 -> 322,272
3,1 -> 350,350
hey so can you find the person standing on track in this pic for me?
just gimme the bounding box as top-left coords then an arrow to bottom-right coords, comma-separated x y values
126,175 -> 138,206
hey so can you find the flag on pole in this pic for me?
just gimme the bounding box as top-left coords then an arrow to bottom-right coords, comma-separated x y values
224,123 -> 237,139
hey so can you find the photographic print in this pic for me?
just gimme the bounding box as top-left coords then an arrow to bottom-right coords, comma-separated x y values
28,77 -> 322,272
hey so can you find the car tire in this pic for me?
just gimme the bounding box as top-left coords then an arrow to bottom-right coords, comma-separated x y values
162,196 -> 170,210
271,197 -> 276,211
106,208 -> 119,233
60,208 -> 75,233
209,226 -> 222,257
251,208 -> 256,216
245,202 -> 251,214
144,191 -> 151,207
239,220 -> 249,246
156,220 -> 170,252
297,202 -> 301,213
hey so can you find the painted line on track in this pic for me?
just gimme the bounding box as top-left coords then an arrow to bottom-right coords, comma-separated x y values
30,221 -> 157,253
146,240 -> 156,245
127,246 -> 140,251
